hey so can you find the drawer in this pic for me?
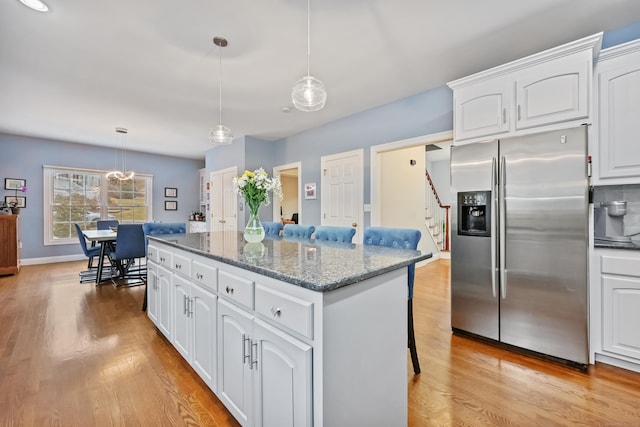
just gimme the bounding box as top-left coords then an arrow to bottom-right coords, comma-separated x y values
172,251 -> 191,277
192,258 -> 218,293
158,248 -> 173,269
218,270 -> 254,309
602,255 -> 640,277
255,284 -> 314,339
147,244 -> 159,263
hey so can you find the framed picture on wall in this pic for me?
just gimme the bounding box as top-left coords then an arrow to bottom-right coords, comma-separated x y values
165,200 -> 178,211
164,187 -> 178,198
5,196 -> 26,208
304,182 -> 316,200
5,178 -> 26,190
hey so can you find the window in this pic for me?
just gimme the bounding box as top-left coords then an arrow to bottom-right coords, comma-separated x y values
43,166 -> 153,245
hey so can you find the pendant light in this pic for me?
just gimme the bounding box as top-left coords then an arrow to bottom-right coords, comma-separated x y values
209,36 -> 233,146
106,127 -> 135,181
291,0 -> 327,112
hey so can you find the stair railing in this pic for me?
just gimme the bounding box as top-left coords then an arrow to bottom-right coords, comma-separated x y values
425,170 -> 450,251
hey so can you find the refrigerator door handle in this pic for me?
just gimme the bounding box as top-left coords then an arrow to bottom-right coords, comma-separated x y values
491,157 -> 497,298
499,156 -> 507,299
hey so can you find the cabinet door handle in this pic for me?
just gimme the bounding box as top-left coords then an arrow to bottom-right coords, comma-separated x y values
183,294 -> 187,315
502,107 -> 506,124
242,334 -> 250,364
251,340 -> 258,370
271,307 -> 281,317
517,104 -> 521,121
189,297 -> 194,317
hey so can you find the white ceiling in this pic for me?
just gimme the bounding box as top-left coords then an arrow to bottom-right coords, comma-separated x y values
1,1 -> 639,159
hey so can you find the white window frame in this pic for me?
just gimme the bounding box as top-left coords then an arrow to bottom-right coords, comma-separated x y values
43,165 -> 153,245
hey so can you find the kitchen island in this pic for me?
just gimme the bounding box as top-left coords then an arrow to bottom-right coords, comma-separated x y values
146,232 -> 431,427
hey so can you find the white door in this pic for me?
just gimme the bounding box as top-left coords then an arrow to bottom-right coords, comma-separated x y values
211,167 -> 238,232
321,149 -> 364,242
217,298 -> 253,427
253,319 -> 312,427
191,282 -> 217,393
172,274 -> 192,362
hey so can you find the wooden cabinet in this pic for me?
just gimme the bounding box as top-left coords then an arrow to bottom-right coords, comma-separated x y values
592,39 -> 640,184
591,249 -> 640,372
449,33 -> 601,144
0,215 -> 20,275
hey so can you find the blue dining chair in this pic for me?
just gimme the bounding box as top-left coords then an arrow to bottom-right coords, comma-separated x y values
283,224 -> 315,239
313,225 -> 356,243
363,226 -> 422,374
262,221 -> 283,237
108,224 -> 147,287
74,223 -> 111,283
97,220 -> 119,230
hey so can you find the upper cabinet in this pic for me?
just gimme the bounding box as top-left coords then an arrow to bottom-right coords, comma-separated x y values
592,39 -> 640,185
449,33 -> 602,144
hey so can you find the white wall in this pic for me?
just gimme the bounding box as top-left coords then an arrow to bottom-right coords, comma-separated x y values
379,145 -> 433,255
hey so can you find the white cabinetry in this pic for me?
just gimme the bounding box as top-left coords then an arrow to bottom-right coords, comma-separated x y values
449,33 -> 601,144
591,249 -> 640,372
147,243 -> 173,339
593,39 -> 640,184
147,239 -> 408,427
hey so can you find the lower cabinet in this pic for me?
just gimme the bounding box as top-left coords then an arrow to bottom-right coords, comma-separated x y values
592,249 -> 640,372
217,298 -> 312,427
173,273 -> 218,392
146,260 -> 173,340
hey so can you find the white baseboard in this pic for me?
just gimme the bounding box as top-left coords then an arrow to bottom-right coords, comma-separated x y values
21,254 -> 86,266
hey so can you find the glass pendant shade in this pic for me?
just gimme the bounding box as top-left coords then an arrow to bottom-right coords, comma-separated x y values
292,75 -> 327,112
208,124 -> 233,145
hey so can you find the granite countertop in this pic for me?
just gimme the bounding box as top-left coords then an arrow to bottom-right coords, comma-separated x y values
149,232 -> 432,292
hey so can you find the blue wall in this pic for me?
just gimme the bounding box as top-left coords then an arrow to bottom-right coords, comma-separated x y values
602,21 -> 640,49
1,133 -> 203,260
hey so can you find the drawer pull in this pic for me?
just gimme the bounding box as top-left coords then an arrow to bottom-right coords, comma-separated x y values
271,307 -> 282,317
196,273 -> 203,280
225,286 -> 234,295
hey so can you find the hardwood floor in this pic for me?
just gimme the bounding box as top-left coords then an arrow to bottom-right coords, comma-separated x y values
1,259 -> 639,426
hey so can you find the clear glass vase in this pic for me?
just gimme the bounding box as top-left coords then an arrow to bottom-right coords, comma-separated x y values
244,210 -> 265,243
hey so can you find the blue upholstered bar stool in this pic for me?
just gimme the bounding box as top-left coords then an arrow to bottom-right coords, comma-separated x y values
283,224 -> 315,239
363,226 -> 422,374
262,221 -> 283,237
313,225 -> 356,243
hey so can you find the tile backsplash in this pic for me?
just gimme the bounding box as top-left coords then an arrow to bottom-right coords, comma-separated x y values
593,184 -> 640,239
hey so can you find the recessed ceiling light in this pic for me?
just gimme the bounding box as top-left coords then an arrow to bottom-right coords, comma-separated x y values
19,0 -> 49,12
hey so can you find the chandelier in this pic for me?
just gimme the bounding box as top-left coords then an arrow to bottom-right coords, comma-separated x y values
106,127 -> 135,181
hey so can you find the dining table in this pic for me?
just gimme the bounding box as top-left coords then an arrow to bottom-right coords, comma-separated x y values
82,229 -> 116,284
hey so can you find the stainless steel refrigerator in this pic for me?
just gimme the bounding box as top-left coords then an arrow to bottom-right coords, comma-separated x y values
450,126 -> 589,365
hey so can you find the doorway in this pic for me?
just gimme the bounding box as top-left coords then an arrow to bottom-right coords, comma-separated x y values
273,162 -> 301,224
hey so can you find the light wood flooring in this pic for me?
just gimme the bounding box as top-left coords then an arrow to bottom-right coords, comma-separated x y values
1,260 -> 639,426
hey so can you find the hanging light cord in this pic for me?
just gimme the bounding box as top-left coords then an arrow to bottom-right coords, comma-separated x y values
306,0 -> 311,77
218,43 -> 223,125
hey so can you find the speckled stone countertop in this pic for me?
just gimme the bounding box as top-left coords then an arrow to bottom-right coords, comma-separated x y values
149,232 -> 432,292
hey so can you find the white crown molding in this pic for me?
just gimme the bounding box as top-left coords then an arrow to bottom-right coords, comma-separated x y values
599,38 -> 640,62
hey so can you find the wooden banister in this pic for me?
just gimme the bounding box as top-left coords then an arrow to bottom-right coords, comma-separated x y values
425,170 -> 451,251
